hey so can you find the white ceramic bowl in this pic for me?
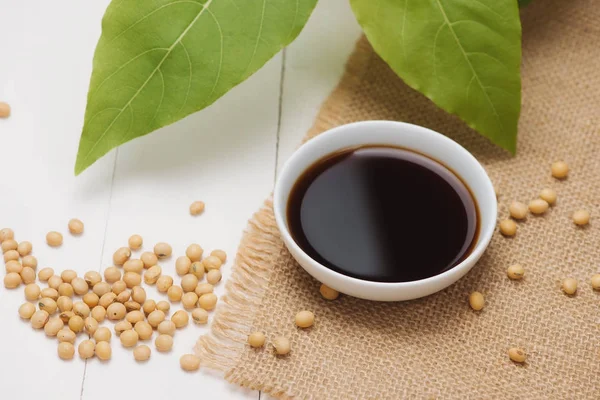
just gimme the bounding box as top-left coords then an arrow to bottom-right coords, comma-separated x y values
273,121 -> 497,301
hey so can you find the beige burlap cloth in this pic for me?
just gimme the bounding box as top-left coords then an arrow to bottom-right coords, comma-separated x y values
196,0 -> 600,398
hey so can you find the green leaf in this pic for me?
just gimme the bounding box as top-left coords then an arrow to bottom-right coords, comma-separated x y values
350,0 -> 522,153
76,0 -> 317,175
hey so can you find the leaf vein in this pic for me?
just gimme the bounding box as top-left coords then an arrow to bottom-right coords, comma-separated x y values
92,48 -> 169,96
470,0 -> 504,20
434,0 -> 503,127
80,0 -> 215,166
244,0 -> 267,76
177,42 -> 193,114
145,68 -> 165,131
205,8 -> 224,102
109,1 -> 203,44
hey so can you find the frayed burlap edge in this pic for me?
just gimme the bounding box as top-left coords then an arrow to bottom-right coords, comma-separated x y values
194,37 -> 373,399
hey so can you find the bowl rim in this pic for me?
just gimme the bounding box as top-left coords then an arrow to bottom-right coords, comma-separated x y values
273,120 -> 497,293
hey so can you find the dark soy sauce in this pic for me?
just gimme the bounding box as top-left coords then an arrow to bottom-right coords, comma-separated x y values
287,146 -> 479,283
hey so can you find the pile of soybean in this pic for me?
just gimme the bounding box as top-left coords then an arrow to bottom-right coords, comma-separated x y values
1,202 -> 225,372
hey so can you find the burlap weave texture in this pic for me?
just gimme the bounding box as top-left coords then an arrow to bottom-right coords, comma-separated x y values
196,1 -> 600,398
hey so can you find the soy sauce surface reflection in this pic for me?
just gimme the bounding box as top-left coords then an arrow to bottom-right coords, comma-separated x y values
287,146 -> 479,283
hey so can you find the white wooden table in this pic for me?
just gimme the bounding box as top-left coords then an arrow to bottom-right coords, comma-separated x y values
0,1 -> 361,398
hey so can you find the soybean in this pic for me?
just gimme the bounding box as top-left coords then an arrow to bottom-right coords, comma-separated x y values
147,310 -> 166,328
469,291 -> 485,311
273,336 -> 291,355
181,274 -> 198,293
156,275 -> 173,292
72,277 -> 89,295
529,199 -> 549,215
111,280 -> 127,295
180,354 -> 201,371
195,283 -> 213,297
0,228 -> 14,243
84,317 -> 99,335
123,272 -> 142,288
120,329 -> 139,347
24,283 -> 41,300
131,286 -> 146,304
190,261 -> 205,280
78,340 -> 95,359
573,209 -> 590,226
83,292 -> 100,308
551,161 -> 569,179
93,327 -> 112,343
1,239 -> 17,253
198,293 -> 217,311
31,310 -> 50,329
124,259 -> 144,274
186,244 -> 203,262
133,345 -> 151,361
157,320 -> 176,336
38,267 -> 54,282
134,321 -> 153,340
155,334 -> 173,352
91,306 -> 107,322
38,298 -> 58,314
46,231 -> 63,247
57,282 -> 74,297
191,308 -> 208,324
499,219 -> 517,236
171,310 -> 189,328
4,250 -> 19,262
206,270 -> 222,285
4,272 -> 22,288
295,311 -> 315,328
6,260 -> 23,274
44,318 -> 64,337
141,252 -> 158,268
18,302 -> 36,319
58,342 -> 75,360
189,201 -> 205,216
248,332 -> 265,348
41,288 -> 59,301
182,292 -> 199,310
93,282 -> 111,297
509,201 -> 528,220
153,242 -> 172,259
57,329 -> 77,344
17,241 -> 32,256
107,302 -> 127,320
168,285 -> 184,302
144,265 -> 162,285
539,188 -> 557,205
68,218 -> 84,235
104,266 -> 121,283
95,341 -> 112,360
175,256 -> 192,276
113,247 -> 132,266
128,234 -> 143,250
21,255 -> 37,269
507,264 -> 525,280
20,267 -> 36,284
69,315 -> 85,333
562,278 -> 577,295
508,347 -> 526,363
202,256 -> 222,271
